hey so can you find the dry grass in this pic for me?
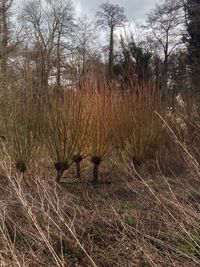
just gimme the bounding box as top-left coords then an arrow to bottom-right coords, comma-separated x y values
72,91 -> 92,179
88,90 -> 115,184
0,149 -> 200,267
117,87 -> 166,169
0,91 -> 41,174
0,81 -> 199,266
39,92 -> 88,182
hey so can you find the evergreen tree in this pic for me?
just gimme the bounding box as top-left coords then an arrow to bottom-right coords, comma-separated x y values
187,0 -> 200,89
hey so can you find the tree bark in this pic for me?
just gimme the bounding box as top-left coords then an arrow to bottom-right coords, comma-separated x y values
73,155 -> 83,179
56,170 -> 64,183
109,26 -> 114,79
76,161 -> 81,179
91,156 -> 101,185
163,46 -> 169,88
1,2 -> 9,88
56,29 -> 61,90
92,163 -> 99,185
54,161 -> 69,183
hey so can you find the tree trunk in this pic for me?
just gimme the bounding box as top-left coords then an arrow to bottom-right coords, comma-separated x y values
92,163 -> 99,185
16,161 -> 27,174
37,50 -> 49,94
56,30 -> 61,90
163,40 -> 169,88
76,161 -> 81,179
1,3 -> 9,89
109,26 -> 114,79
54,161 -> 69,183
73,155 -> 83,179
56,170 -> 64,183
91,156 -> 101,185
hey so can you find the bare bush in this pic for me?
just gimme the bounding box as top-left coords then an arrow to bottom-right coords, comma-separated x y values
1,91 -> 40,174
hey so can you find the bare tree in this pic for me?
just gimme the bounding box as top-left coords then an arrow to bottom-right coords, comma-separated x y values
68,16 -> 98,84
21,0 -> 54,92
96,2 -> 127,78
21,0 -> 74,94
146,0 -> 184,87
48,0 -> 74,90
0,0 -> 12,83
0,0 -> 21,89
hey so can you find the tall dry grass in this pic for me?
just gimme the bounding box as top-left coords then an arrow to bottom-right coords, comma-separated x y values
0,77 -> 168,184
0,91 -> 41,174
116,87 -> 166,171
39,91 -> 91,182
1,122 -> 200,267
87,90 -> 116,184
0,81 -> 200,266
71,91 -> 92,179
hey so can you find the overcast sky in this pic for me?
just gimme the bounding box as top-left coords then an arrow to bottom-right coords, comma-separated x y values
16,0 -> 160,24
73,0 -> 160,22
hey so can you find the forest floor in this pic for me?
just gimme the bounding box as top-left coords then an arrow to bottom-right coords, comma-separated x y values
0,159 -> 200,267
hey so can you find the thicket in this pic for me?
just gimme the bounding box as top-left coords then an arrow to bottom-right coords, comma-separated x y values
0,81 -> 200,267
0,0 -> 199,264
0,80 -> 199,185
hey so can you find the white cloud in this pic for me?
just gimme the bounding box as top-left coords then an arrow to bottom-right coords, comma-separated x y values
73,0 -> 159,22
15,0 -> 160,22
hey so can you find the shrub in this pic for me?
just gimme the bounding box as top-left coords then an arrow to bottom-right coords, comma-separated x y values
40,92 -> 86,182
72,91 -> 92,179
167,95 -> 200,171
1,91 -> 40,174
121,87 -> 166,170
88,91 -> 115,184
